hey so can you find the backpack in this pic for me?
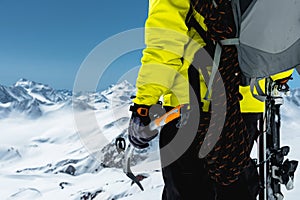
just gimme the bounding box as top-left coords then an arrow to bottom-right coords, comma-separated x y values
189,0 -> 300,101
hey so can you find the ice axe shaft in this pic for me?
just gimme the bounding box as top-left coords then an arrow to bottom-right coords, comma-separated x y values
123,144 -> 144,191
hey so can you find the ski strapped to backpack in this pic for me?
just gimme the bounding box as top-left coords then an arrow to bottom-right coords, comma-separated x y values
258,78 -> 298,200
189,0 -> 300,101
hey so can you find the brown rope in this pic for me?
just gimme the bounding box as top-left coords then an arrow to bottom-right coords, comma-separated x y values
192,0 -> 252,185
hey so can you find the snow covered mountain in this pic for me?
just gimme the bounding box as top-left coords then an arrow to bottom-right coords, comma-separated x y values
0,79 -> 135,118
14,78 -> 68,103
0,80 -> 299,200
0,78 -> 68,118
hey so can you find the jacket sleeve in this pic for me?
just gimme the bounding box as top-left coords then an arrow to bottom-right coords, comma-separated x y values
133,0 -> 192,105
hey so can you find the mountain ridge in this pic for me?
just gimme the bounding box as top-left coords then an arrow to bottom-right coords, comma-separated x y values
0,79 -> 135,118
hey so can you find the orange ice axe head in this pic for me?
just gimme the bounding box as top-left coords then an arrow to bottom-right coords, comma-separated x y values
149,105 -> 188,131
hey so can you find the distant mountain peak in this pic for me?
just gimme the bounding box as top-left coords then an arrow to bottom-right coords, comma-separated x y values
15,78 -> 35,87
14,78 -> 52,90
0,79 -> 135,118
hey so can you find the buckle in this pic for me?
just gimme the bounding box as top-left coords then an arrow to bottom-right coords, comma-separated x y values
136,107 -> 149,117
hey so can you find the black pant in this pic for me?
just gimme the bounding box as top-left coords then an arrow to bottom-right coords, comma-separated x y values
159,111 -> 262,200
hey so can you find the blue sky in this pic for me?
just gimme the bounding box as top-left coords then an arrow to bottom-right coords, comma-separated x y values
0,0 -> 148,91
0,0 -> 299,91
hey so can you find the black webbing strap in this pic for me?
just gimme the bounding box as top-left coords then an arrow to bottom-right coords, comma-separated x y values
186,5 -> 215,108
188,64 -> 202,108
186,13 -> 215,58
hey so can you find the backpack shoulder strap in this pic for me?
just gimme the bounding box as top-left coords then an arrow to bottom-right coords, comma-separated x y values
186,6 -> 215,107
186,12 -> 215,58
186,6 -> 218,101
250,78 -> 267,102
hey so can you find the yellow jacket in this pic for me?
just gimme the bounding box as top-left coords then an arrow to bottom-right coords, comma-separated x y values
133,0 -> 293,113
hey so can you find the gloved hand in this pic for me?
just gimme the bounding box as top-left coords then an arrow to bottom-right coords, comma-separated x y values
128,103 -> 163,149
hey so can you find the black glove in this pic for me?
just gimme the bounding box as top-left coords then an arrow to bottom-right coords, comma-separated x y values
128,103 -> 163,149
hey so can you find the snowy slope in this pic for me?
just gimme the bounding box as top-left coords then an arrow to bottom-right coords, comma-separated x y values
0,81 -> 299,200
0,80 -> 159,199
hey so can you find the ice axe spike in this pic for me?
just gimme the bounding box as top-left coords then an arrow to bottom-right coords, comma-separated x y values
116,138 -> 144,190
124,144 -> 144,191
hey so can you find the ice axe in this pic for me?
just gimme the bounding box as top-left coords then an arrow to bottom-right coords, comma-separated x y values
116,104 -> 188,191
